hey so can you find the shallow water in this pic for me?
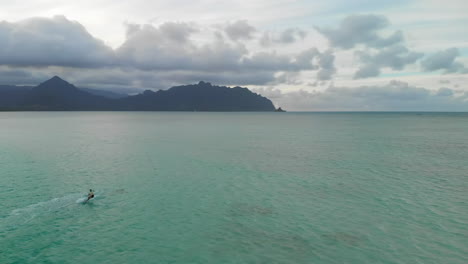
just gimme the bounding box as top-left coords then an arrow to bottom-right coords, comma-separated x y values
1,112 -> 467,263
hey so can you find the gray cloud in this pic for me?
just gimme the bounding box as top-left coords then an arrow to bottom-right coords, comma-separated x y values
279,28 -> 307,43
118,23 -> 321,76
224,20 -> 256,41
354,45 -> 423,79
0,16 -> 321,87
262,48 -> 337,84
354,64 -> 381,79
421,48 -> 467,73
436,87 -> 454,96
260,28 -> 307,46
272,72 -> 303,85
316,49 -> 336,80
0,66 -> 50,85
116,22 -> 248,72
159,22 -> 198,43
294,48 -> 320,70
0,14 -> 331,88
0,16 -> 114,67
315,14 -> 423,79
254,80 -> 468,111
315,14 -> 403,49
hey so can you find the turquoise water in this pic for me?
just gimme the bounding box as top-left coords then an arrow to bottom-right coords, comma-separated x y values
0,112 -> 467,264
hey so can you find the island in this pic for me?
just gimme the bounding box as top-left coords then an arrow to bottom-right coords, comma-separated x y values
0,76 -> 276,111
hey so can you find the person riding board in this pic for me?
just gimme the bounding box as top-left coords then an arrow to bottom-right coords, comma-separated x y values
87,189 -> 94,201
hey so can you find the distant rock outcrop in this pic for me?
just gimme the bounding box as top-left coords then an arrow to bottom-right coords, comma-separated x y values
0,77 -> 276,111
275,107 -> 286,112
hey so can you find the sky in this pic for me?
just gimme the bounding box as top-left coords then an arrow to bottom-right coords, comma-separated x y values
0,0 -> 467,111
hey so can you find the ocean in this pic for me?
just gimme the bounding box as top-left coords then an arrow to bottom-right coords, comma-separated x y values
0,112 -> 467,263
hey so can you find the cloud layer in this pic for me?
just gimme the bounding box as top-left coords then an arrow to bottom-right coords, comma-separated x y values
316,14 -> 429,79
315,15 -> 403,49
0,16 -> 336,87
255,80 -> 468,111
0,13 -> 466,111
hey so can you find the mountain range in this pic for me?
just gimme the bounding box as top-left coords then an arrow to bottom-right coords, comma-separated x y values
0,76 -> 276,111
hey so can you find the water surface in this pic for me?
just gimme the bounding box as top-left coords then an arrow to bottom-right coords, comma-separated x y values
1,112 -> 467,263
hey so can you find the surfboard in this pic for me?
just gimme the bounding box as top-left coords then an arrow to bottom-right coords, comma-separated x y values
76,197 -> 88,204
76,195 -> 94,204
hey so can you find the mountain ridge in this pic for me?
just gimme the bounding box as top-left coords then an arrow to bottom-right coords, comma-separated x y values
0,76 -> 277,111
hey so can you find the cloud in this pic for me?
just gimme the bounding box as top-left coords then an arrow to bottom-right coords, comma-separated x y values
116,22 -> 248,72
0,16 -> 331,87
254,80 -> 468,111
223,20 -> 256,41
421,48 -> 467,73
0,16 -> 114,67
158,22 -> 198,43
260,28 -> 307,46
117,23 -> 322,77
315,14 -> 424,79
315,14 -> 403,49
272,72 -> 303,85
354,45 -> 423,78
436,87 -> 454,96
0,66 -> 49,85
316,49 -> 336,80
354,64 -> 381,79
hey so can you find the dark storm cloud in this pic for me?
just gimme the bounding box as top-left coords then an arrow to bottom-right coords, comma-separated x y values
421,48 -> 467,73
315,15 -> 403,49
223,20 -> 256,41
0,16 -> 115,67
254,80 -> 468,111
354,45 -> 423,78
